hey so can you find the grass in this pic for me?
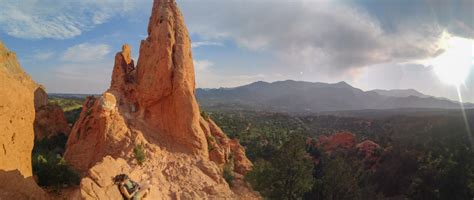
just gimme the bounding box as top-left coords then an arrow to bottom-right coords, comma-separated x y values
134,144 -> 146,166
48,97 -> 83,112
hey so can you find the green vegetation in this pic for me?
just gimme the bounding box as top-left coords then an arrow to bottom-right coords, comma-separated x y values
48,97 -> 85,125
246,135 -> 314,199
133,144 -> 146,165
223,164 -> 234,186
48,97 -> 83,112
32,134 -> 80,190
206,109 -> 474,199
201,110 -> 210,120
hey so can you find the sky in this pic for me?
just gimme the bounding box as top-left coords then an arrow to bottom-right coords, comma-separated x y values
0,0 -> 473,102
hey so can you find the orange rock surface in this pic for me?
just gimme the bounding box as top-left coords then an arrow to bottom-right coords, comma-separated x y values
317,131 -> 356,153
64,0 -> 258,199
0,41 -> 48,199
34,103 -> 71,140
135,0 -> 208,157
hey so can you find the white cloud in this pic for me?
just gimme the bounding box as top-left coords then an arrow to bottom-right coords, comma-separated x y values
191,41 -> 223,48
179,0 -> 452,77
193,59 -> 214,71
34,51 -> 55,61
43,61 -> 112,94
193,59 -> 282,88
0,0 -> 150,39
61,43 -> 111,62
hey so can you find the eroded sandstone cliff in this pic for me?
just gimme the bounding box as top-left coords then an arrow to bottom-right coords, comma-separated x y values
0,41 -> 48,199
64,0 -> 258,199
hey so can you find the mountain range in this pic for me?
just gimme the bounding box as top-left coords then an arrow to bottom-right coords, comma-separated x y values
196,80 -> 473,113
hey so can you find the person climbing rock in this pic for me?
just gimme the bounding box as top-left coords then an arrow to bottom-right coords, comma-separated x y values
114,174 -> 150,200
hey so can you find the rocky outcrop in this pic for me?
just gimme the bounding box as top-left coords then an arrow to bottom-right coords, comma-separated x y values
0,41 -> 38,177
0,41 -> 48,199
34,103 -> 71,140
64,0 -> 258,199
317,132 -> 356,153
135,0 -> 208,156
200,118 -> 253,174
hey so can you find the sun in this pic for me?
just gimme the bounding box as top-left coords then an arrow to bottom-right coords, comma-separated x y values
431,36 -> 474,86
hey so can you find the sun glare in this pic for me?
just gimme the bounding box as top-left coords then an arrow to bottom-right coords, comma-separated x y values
431,36 -> 474,86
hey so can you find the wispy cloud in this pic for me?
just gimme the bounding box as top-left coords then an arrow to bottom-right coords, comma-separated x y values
193,59 -> 214,71
44,42 -> 114,93
34,51 -> 55,61
180,0 -> 472,77
193,59 -> 282,88
0,0 -> 149,39
191,41 -> 223,48
61,43 -> 111,62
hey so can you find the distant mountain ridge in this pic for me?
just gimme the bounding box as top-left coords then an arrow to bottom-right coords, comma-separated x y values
196,80 -> 473,113
370,89 -> 430,98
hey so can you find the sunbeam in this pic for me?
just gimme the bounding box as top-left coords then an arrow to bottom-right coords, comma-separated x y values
456,86 -> 474,150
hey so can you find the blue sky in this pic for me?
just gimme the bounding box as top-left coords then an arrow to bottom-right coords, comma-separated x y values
0,0 -> 473,102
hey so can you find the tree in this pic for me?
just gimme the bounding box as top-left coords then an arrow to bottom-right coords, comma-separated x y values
316,155 -> 363,200
246,135 -> 314,200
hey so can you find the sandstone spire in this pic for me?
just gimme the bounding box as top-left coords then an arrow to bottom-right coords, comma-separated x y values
64,0 -> 257,198
135,0 -> 207,156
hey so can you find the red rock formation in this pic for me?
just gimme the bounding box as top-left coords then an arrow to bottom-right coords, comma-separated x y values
34,104 -> 71,140
200,117 -> 252,174
64,0 -> 257,198
110,44 -> 135,93
135,0 -> 207,156
0,41 -> 47,199
317,131 -> 356,153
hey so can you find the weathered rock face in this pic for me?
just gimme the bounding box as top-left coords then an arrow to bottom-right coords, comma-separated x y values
135,0 -> 207,156
0,41 -> 37,177
65,93 -> 132,172
34,104 -> 71,140
64,0 -> 258,199
110,44 -> 136,94
0,41 -> 48,199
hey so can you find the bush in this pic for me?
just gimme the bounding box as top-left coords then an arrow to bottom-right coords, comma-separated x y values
32,153 -> 80,189
134,144 -> 146,165
223,164 -> 234,186
246,135 -> 314,199
65,107 -> 82,125
201,111 -> 210,120
32,134 -> 80,190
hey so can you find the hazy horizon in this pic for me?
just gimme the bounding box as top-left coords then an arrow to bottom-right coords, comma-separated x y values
1,0 -> 473,102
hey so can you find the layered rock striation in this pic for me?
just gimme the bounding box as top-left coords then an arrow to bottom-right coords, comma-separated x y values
64,0 -> 257,199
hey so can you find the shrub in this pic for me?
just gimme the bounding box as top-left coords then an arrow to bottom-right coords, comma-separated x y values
201,111 -> 210,120
32,153 -> 80,189
32,134 -> 80,190
134,144 -> 146,165
245,135 -> 314,199
223,164 -> 234,186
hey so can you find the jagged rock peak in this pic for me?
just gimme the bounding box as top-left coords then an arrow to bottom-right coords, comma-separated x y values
121,44 -> 132,65
135,0 -> 206,156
